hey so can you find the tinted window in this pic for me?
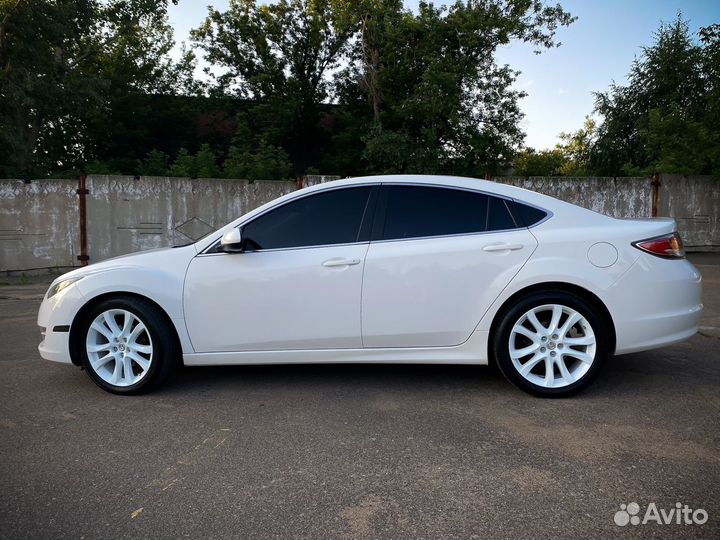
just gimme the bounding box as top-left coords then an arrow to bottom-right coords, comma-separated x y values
381,186 -> 488,240
510,201 -> 548,227
242,187 -> 372,250
487,196 -> 516,231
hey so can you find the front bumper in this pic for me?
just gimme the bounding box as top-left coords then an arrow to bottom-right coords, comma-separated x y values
37,284 -> 86,364
38,327 -> 72,364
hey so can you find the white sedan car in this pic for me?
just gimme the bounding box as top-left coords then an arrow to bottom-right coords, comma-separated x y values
38,175 -> 702,397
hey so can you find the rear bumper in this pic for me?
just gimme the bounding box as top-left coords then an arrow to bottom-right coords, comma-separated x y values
606,254 -> 702,355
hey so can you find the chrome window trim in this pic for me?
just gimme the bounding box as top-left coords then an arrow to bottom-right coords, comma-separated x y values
199,240 -> 371,256
370,227 -> 527,246
198,181 -> 553,255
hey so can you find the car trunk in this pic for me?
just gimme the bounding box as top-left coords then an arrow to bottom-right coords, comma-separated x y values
614,217 -> 677,239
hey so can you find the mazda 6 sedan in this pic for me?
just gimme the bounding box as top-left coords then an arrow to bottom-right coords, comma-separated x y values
37,175 -> 703,397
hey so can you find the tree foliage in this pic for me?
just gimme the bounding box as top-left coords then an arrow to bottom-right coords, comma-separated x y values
590,15 -> 719,175
0,0 -> 104,177
513,148 -> 565,176
192,0 -> 355,175
1,0 -> 576,179
555,116 -> 596,175
336,0 -> 575,176
512,117 -> 595,176
3,3 -> 716,180
0,0 -> 193,178
192,0 -> 573,176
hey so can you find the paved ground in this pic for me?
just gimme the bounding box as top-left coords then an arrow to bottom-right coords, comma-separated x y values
1,255 -> 719,540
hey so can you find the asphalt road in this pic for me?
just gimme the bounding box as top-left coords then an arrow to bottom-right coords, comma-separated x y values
1,255 -> 719,540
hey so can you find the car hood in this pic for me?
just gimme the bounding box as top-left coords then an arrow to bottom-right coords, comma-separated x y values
49,245 -> 197,286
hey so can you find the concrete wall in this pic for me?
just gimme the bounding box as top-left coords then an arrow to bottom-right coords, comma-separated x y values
657,174 -> 720,251
85,176 -> 296,263
0,174 -> 717,273
0,179 -> 79,271
497,176 -> 653,218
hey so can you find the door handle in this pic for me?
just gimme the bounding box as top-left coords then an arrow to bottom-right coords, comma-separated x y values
322,258 -> 361,267
483,243 -> 524,252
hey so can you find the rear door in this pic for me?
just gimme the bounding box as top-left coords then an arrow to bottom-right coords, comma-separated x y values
361,184 -> 537,348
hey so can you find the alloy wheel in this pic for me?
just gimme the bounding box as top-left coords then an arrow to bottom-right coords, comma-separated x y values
85,309 -> 153,387
508,304 -> 596,388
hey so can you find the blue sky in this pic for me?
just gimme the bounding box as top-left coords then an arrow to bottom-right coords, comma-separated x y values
167,0 -> 719,149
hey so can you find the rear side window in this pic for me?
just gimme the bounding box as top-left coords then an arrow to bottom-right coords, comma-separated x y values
242,186 -> 373,250
510,201 -> 549,227
487,196 -> 516,231
380,186 -> 488,240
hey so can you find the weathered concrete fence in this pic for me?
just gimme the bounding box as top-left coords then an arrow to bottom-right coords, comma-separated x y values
0,174 -> 717,273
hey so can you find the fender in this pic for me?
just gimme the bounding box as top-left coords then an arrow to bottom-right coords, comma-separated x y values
476,244 -> 640,334
72,245 -> 197,354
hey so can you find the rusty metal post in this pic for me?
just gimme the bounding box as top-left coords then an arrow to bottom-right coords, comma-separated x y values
295,175 -> 304,190
651,173 -> 661,218
77,175 -> 89,266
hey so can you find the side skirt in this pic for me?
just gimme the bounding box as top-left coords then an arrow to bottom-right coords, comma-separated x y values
183,330 -> 490,366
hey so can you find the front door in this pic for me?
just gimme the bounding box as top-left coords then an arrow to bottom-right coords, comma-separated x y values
184,185 -> 376,352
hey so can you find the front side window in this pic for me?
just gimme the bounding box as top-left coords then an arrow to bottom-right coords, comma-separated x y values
241,186 -> 373,250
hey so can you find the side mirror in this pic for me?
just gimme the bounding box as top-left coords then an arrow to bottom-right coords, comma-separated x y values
219,228 -> 244,253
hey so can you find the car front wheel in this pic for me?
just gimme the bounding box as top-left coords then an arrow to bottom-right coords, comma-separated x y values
492,291 -> 609,397
77,296 -> 178,395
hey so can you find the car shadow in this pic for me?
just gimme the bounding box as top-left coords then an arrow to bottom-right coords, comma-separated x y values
166,361 -> 509,395
155,334 -> 717,400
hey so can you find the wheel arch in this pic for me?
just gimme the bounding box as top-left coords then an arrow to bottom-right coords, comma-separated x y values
69,291 -> 182,367
487,282 -> 617,361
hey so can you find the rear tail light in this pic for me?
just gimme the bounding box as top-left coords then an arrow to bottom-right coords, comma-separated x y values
633,232 -> 685,259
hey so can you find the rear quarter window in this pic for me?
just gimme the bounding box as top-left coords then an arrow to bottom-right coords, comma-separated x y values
510,201 -> 549,227
487,196 -> 517,231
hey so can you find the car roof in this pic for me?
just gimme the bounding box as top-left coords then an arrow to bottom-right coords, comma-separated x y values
311,174 -> 521,194
307,174 -> 567,210
195,174 -> 610,252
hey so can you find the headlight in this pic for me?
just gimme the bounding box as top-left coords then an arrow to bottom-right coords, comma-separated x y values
46,277 -> 83,299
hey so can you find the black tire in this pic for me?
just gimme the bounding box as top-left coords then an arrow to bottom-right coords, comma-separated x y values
492,290 -> 609,398
76,296 -> 179,395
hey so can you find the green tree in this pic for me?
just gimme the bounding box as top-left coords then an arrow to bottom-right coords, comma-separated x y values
168,148 -> 194,177
165,144 -> 228,179
97,0 -> 196,95
138,149 -> 170,176
87,0 -> 198,174
634,106 -> 719,175
192,0 -> 355,175
513,148 -> 566,176
0,0 -> 193,178
0,0 -> 104,177
590,15 -> 719,175
338,0 -> 575,176
223,127 -> 293,180
555,117 -> 596,175
193,144 -> 219,178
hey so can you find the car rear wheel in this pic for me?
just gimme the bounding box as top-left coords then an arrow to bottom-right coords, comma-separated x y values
77,296 -> 178,395
492,291 -> 609,397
